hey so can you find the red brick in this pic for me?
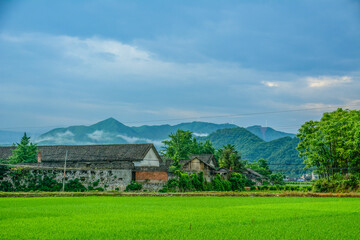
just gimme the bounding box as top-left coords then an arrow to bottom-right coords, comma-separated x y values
135,171 -> 168,181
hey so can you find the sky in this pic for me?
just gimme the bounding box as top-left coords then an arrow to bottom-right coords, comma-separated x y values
0,0 -> 359,134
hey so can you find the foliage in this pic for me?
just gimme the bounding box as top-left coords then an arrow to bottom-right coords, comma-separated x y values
8,133 -> 38,164
217,144 -> 244,170
297,108 -> 360,178
200,127 -> 304,175
161,172 -> 246,192
125,181 -> 142,191
65,179 -> 87,192
246,158 -> 272,176
312,174 -> 360,193
162,130 -> 215,161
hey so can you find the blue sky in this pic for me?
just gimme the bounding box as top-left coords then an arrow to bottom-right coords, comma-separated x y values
0,0 -> 359,133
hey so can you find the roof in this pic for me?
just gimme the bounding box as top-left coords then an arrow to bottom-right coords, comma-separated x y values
0,144 -> 158,162
180,157 -> 216,170
188,154 -> 215,165
244,168 -> 265,178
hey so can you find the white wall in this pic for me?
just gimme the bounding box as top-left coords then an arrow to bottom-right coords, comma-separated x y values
133,148 -> 160,167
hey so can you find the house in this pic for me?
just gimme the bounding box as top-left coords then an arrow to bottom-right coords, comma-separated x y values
0,144 -> 167,190
180,154 -> 217,181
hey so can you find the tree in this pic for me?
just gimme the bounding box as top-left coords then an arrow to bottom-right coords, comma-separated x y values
246,158 -> 272,177
162,130 -> 193,160
8,132 -> 38,164
162,130 -> 215,160
217,144 -> 244,170
297,108 -> 360,178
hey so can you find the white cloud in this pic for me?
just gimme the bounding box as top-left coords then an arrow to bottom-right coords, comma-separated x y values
87,130 -> 111,141
193,132 -> 209,137
261,81 -> 280,87
306,76 -> 352,88
116,134 -> 164,147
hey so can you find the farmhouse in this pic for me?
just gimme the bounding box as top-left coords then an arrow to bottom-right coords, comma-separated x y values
0,144 -> 168,190
180,154 -> 217,181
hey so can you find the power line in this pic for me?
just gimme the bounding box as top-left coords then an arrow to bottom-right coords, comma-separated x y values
1,104 -> 359,131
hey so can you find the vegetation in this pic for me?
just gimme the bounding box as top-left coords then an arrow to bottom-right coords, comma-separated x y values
216,144 -> 244,170
160,171 -> 248,192
200,128 -> 304,176
297,108 -> 360,178
125,181 -> 143,191
246,158 -> 285,185
297,108 -> 360,192
8,132 -> 38,164
0,168 -> 93,192
0,197 -> 359,239
162,130 -> 215,172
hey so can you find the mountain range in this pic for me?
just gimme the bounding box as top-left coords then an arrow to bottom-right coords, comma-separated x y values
1,118 -> 303,175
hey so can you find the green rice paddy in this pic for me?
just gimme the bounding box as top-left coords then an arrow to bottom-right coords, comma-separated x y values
0,196 -> 359,239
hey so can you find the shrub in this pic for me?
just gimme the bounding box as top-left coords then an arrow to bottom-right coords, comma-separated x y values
229,172 -> 246,191
65,179 -> 87,192
125,181 -> 142,192
0,181 -> 14,192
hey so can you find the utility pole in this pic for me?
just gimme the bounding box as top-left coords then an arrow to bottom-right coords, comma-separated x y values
62,150 -> 68,192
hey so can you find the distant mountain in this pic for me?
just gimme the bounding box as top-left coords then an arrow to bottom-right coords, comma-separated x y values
36,118 -> 238,147
11,118 -> 302,175
246,125 -> 296,141
199,127 -> 303,175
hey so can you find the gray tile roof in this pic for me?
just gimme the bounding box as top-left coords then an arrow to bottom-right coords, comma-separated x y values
0,144 -> 157,162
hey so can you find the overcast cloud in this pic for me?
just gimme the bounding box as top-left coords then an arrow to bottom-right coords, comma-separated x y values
0,0 -> 359,133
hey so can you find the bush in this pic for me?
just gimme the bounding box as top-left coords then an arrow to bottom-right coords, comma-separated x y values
125,181 -> 142,191
229,172 -> 246,191
313,175 -> 360,193
65,179 -> 87,192
0,181 -> 14,192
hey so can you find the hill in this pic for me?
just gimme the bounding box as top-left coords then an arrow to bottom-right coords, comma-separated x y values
199,127 -> 304,175
246,125 -> 295,141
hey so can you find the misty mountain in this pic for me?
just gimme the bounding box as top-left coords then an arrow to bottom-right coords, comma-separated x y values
35,118 -> 238,146
246,125 -> 296,141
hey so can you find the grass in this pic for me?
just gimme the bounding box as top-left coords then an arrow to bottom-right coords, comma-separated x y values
1,197 -> 359,239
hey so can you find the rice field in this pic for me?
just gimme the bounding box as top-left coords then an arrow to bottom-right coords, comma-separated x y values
0,196 -> 359,239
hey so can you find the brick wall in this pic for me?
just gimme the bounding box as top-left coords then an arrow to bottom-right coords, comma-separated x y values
135,171 -> 168,182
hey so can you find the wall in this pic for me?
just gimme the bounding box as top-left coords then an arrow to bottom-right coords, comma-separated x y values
135,171 -> 168,182
134,148 -> 160,167
0,167 -> 132,191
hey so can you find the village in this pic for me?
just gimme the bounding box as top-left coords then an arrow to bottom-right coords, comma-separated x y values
0,142 -> 272,192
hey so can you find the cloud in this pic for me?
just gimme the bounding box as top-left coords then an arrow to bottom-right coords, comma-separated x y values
116,134 -> 164,147
87,130 -> 110,141
35,130 -> 77,144
193,133 -> 209,137
306,76 -> 352,88
261,81 -> 280,87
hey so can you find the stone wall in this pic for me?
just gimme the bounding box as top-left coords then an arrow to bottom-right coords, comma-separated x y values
0,167 -> 132,191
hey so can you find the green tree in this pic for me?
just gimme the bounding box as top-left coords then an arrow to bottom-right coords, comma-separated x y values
246,158 -> 272,177
162,130 -> 215,160
8,132 -> 38,164
297,108 -> 360,178
217,144 -> 244,170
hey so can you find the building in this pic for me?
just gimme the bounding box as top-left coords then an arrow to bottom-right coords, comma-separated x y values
0,144 -> 167,190
180,154 -> 217,181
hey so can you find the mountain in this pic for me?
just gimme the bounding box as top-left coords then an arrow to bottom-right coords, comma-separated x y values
36,118 -> 238,146
15,118 -> 302,175
199,127 -> 304,175
246,125 -> 296,141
